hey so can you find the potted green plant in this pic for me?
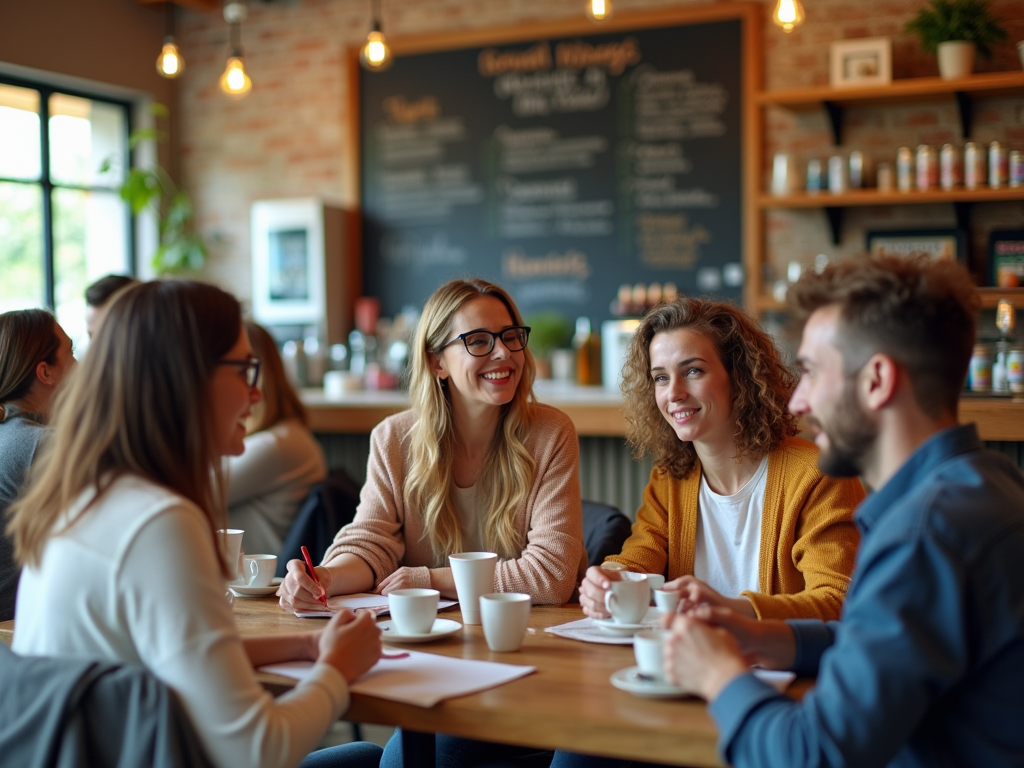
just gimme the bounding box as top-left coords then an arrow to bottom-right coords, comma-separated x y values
101,103 -> 207,275
523,312 -> 573,379
904,0 -> 1008,80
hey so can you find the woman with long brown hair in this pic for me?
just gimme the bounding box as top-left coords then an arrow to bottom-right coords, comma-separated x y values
8,280 -> 382,768
226,321 -> 326,555
0,309 -> 75,621
578,297 -> 864,623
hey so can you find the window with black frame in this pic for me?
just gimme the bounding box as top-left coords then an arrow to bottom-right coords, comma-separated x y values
0,75 -> 134,346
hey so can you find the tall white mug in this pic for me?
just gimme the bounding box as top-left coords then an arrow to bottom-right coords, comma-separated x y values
449,552 -> 497,625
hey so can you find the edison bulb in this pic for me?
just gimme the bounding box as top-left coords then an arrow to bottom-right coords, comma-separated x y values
219,56 -> 252,99
586,0 -> 612,21
156,40 -> 184,78
360,30 -> 393,71
772,0 -> 805,32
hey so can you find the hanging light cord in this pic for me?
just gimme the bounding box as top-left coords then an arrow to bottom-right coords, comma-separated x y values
165,0 -> 175,38
230,17 -> 242,57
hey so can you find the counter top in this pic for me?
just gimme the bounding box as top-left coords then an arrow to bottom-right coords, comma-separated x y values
304,383 -> 1024,440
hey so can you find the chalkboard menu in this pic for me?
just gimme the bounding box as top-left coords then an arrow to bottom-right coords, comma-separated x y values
360,10 -> 751,323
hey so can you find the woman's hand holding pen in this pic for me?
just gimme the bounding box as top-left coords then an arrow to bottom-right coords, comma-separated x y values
278,559 -> 333,611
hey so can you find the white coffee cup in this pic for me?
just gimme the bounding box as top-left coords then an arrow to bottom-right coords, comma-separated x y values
653,588 -> 681,613
244,554 -> 277,587
480,593 -> 531,652
449,552 -> 497,625
604,575 -> 650,624
388,588 -> 440,635
644,573 -> 665,592
215,528 -> 245,584
633,628 -> 672,681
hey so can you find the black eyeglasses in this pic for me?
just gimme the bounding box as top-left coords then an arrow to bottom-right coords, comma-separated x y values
436,326 -> 531,357
218,357 -> 261,387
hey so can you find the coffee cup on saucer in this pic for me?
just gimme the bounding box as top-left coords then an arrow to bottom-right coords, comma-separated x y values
243,554 -> 278,587
633,628 -> 672,681
389,588 -> 440,635
604,575 -> 650,624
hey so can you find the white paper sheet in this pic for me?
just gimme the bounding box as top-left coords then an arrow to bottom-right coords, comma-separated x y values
544,608 -> 665,645
260,649 -> 535,707
294,593 -> 457,619
752,669 -> 796,692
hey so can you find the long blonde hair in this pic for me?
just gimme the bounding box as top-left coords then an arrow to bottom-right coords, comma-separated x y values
7,280 -> 242,578
244,320 -> 307,434
405,278 -> 537,564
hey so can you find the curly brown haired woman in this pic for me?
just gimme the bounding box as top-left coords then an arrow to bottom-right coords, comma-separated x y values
578,297 -> 864,622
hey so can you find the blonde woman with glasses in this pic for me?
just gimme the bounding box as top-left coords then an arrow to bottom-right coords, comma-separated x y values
277,277 -> 586,609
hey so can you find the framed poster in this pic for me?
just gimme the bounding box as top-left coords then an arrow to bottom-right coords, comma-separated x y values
990,229 -> 1024,288
866,228 -> 966,263
830,38 -> 892,88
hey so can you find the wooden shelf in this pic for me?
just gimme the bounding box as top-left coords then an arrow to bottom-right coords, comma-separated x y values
756,71 -> 1024,145
757,289 -> 1024,313
759,187 -> 1024,209
756,71 -> 1024,110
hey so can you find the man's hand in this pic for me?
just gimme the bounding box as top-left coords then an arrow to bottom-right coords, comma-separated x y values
677,603 -> 797,671
663,614 -> 748,701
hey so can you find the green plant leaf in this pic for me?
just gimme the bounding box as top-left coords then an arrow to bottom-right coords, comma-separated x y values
149,102 -> 169,118
904,0 -> 1008,58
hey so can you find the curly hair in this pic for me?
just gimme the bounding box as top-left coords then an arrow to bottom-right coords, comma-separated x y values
787,254 -> 977,419
620,297 -> 797,479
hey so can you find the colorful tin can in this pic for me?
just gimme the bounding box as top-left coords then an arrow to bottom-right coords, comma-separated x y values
964,142 -> 985,190
806,158 -> 823,192
849,151 -> 865,189
989,141 -> 1008,189
940,143 -> 961,190
1010,150 -> 1024,188
897,147 -> 913,192
969,344 -> 993,393
1008,346 -> 1024,394
916,145 -> 937,191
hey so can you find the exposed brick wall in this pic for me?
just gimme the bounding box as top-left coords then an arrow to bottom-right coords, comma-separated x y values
175,0 -> 1024,303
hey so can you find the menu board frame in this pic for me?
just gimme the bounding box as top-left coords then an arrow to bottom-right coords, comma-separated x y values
343,3 -> 763,314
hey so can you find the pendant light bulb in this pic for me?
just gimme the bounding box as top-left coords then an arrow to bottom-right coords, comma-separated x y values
156,38 -> 185,78
360,27 -> 393,71
220,55 -> 252,99
772,0 -> 805,32
586,0 -> 612,22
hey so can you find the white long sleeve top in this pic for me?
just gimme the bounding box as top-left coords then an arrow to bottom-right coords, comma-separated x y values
13,474 -> 348,768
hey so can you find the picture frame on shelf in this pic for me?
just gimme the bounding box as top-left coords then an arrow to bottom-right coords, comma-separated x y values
989,230 -> 1024,288
866,228 -> 966,263
830,37 -> 893,88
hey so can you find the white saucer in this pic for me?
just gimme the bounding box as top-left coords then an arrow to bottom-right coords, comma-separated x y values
230,585 -> 279,597
594,618 -> 646,636
610,667 -> 692,699
378,618 -> 462,643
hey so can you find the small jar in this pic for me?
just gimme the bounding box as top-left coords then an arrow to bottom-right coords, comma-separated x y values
969,344 -> 993,393
876,162 -> 895,192
1010,150 -> 1024,189
989,141 -> 1008,189
806,158 -> 823,192
940,143 -> 961,190
828,154 -> 848,194
916,145 -> 937,191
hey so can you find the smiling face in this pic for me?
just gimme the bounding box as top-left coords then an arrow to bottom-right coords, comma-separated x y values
789,305 -> 877,478
432,295 -> 524,411
649,328 -> 736,450
209,325 -> 262,457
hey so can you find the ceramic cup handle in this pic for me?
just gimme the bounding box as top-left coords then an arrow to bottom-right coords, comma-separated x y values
604,590 -> 616,616
247,557 -> 259,586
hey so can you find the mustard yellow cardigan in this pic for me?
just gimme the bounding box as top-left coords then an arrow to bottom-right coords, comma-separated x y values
604,436 -> 864,621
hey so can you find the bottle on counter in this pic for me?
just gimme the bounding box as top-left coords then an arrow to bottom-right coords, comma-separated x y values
969,343 -> 993,393
574,317 -> 602,387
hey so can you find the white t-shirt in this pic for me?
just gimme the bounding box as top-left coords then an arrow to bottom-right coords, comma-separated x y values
692,456 -> 768,597
14,474 -> 347,768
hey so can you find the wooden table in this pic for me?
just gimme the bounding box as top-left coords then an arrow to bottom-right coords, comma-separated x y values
237,598 -> 728,767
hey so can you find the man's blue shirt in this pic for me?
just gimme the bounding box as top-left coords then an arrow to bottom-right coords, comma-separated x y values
710,424 -> 1024,768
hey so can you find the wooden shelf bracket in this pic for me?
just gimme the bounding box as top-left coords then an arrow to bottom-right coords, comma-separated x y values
824,206 -> 843,244
822,100 -> 843,146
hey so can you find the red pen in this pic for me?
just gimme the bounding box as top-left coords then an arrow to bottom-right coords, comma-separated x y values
301,545 -> 330,611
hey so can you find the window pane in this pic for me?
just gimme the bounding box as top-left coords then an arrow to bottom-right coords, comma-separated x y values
49,93 -> 126,188
0,84 -> 41,180
0,181 -> 45,311
53,188 -> 129,344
